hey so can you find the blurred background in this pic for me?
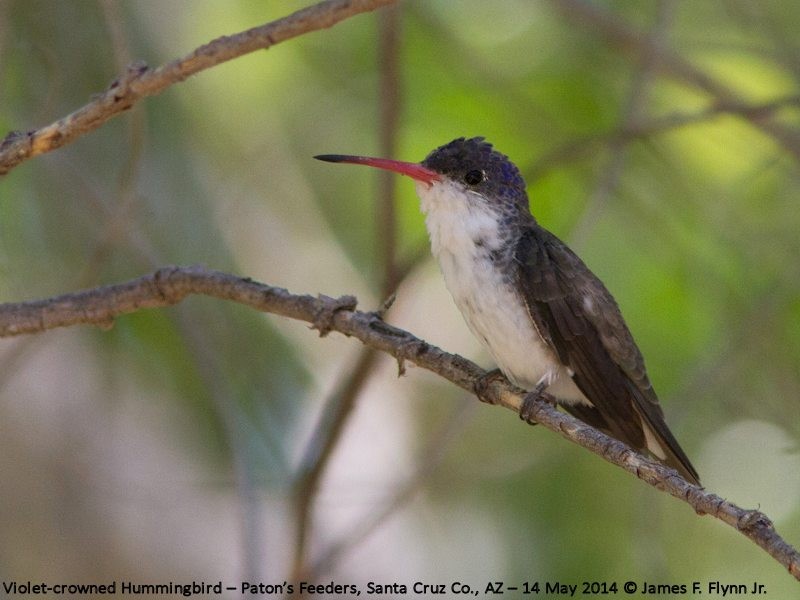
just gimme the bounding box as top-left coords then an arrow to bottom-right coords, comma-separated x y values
1,0 -> 799,594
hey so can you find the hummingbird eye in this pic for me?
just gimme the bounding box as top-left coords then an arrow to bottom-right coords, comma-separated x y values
464,169 -> 486,185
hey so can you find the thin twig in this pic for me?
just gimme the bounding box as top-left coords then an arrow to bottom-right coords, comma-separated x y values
78,0 -> 149,286
290,347 -> 380,580
527,95 -> 800,182
0,0 -> 397,175
172,308 -> 267,583
546,0 -> 800,163
289,5 -> 405,579
308,401 -> 476,578
568,0 -> 672,245
377,3 -> 403,297
0,265 -> 798,581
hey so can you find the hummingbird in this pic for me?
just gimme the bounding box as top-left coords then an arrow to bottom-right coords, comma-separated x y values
315,137 -> 699,485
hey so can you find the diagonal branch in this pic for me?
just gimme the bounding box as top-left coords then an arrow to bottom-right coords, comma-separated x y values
527,94 -> 800,182
547,0 -> 800,163
0,0 -> 397,176
0,265 -> 798,581
308,400 -> 475,579
291,347 -> 380,580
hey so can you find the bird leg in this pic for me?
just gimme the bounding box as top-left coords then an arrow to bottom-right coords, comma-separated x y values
519,381 -> 554,424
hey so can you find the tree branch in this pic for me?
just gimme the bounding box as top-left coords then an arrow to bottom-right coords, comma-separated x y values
1,265 -> 798,581
0,0 -> 397,176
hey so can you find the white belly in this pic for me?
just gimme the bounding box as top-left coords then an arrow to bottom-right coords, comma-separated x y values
417,180 -> 588,404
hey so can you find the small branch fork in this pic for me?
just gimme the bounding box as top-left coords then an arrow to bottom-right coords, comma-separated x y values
0,265 -> 798,581
0,0 -> 397,176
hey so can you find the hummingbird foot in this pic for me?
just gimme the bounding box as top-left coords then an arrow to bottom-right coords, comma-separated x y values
311,294 -> 358,337
519,382 -> 554,425
473,368 -> 508,405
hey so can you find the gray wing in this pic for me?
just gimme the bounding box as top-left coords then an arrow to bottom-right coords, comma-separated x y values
514,224 -> 699,484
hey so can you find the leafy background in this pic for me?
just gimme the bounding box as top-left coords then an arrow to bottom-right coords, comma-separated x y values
1,0 -> 799,594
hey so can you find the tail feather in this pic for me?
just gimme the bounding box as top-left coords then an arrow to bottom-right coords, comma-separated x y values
562,401 -> 700,485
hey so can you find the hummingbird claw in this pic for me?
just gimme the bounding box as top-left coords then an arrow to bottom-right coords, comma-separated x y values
519,381 -> 552,424
311,294 -> 357,337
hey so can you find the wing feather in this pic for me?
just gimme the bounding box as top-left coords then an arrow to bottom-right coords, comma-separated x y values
514,225 -> 699,484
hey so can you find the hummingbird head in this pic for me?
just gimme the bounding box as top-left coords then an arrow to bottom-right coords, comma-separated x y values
420,137 -> 528,211
315,137 -> 531,218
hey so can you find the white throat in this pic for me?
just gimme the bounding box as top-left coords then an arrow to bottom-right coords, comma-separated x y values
414,179 -> 504,260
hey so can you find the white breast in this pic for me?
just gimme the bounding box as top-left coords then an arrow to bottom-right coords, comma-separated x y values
414,180 -> 587,404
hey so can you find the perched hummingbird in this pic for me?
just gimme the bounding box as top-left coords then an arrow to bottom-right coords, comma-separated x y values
315,137 -> 699,485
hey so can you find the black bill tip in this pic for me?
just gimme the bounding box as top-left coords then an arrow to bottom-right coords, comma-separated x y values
314,154 -> 357,163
